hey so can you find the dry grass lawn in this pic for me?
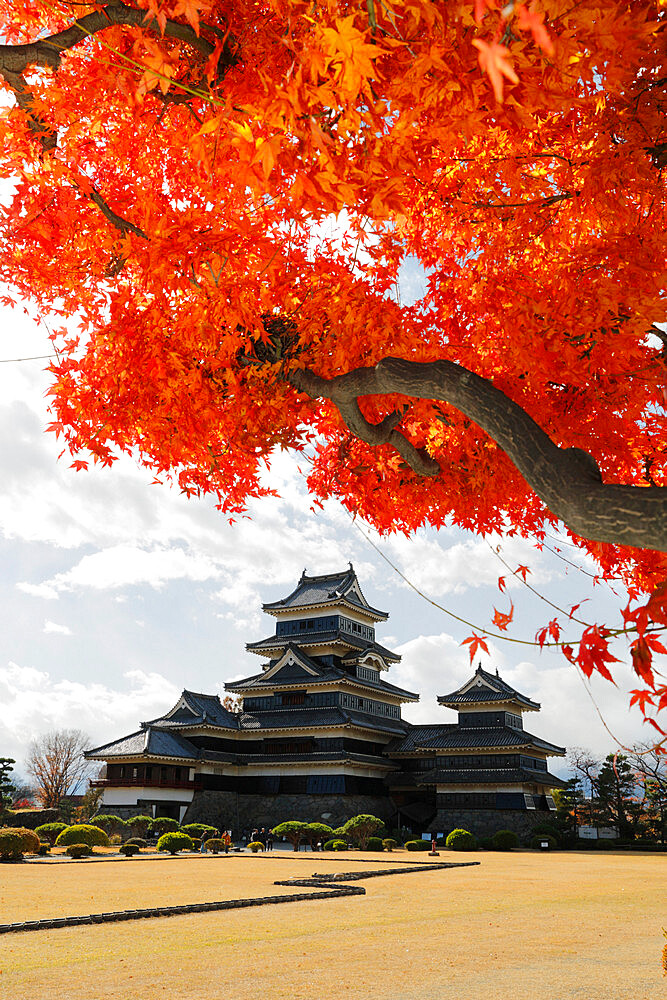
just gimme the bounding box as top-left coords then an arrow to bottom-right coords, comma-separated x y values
2,850 -> 664,1000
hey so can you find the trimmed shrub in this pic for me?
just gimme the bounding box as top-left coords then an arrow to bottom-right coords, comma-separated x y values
190,838 -> 202,851
205,838 -> 225,854
66,843 -> 92,859
323,839 -> 348,851
446,829 -> 477,852
119,843 -> 140,857
248,840 -> 264,853
271,821 -> 309,851
531,834 -> 557,850
342,814 -> 385,849
157,831 -> 194,855
150,817 -> 180,835
303,823 -> 334,848
35,822 -> 68,846
0,829 -> 27,860
479,836 -> 494,850
492,829 -> 519,851
125,837 -> 147,848
91,814 -> 126,833
109,833 -> 122,845
55,825 -> 110,849
8,827 -> 41,854
38,842 -> 50,855
366,837 -> 384,852
530,822 -> 561,846
127,815 -> 153,836
404,840 -> 430,851
382,838 -> 397,852
181,823 -> 218,840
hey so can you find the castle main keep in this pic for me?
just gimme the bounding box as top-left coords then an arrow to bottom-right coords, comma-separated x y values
87,567 -> 565,837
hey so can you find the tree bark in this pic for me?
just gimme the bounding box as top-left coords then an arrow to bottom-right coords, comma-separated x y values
290,357 -> 667,552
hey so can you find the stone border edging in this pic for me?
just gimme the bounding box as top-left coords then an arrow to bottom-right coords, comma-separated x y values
0,885 -> 365,934
280,861 -> 480,883
1,858 -> 480,935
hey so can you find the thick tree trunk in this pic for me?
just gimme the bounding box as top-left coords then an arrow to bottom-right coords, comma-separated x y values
290,357 -> 667,552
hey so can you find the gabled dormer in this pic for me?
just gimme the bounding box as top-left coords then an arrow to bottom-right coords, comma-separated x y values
142,690 -> 239,731
262,564 -> 389,623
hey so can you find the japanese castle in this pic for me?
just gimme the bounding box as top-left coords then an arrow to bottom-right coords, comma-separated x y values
87,567 -> 565,836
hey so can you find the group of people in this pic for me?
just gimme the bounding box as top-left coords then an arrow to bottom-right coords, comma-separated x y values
249,827 -> 274,850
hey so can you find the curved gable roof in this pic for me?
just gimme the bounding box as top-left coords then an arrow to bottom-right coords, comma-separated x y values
262,565 -> 388,620
438,665 -> 540,711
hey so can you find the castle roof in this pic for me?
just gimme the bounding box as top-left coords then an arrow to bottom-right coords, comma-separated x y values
388,724 -> 565,756
143,690 -> 240,731
238,706 -> 407,736
246,630 -> 400,662
437,665 -> 540,711
414,767 -> 567,788
262,565 -> 388,621
228,643 -> 416,699
85,727 -> 200,760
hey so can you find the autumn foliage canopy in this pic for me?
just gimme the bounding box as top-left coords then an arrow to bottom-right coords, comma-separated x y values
0,1 -> 665,727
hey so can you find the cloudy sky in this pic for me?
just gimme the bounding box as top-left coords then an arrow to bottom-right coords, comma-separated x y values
0,295 -> 660,784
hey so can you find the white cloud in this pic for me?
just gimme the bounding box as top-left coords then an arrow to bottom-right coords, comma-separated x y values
382,530 -> 552,597
43,620 -> 72,635
19,544 -> 222,594
0,662 -> 180,766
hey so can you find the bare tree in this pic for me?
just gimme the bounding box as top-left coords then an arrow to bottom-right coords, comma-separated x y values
26,729 -> 92,809
626,745 -> 667,843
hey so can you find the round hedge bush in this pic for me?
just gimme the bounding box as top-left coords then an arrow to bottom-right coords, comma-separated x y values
204,838 -> 225,854
119,843 -> 140,856
10,827 -> 40,854
35,822 -> 68,846
366,837 -> 384,852
157,831 -> 194,855
404,840 -> 430,851
127,815 -> 153,834
248,840 -> 264,853
492,829 -> 519,851
323,839 -> 347,851
125,837 -> 147,848
531,834 -> 557,850
90,814 -> 126,832
181,823 -> 218,840
0,830 -> 24,860
55,825 -> 110,849
38,842 -> 50,855
66,843 -> 92,859
382,838 -> 398,852
150,818 -> 180,834
446,829 -> 478,852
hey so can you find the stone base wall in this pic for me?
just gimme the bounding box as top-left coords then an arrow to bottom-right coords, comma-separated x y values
183,790 -> 393,833
430,807 -> 553,841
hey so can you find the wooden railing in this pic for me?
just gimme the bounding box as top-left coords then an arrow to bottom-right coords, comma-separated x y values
90,777 -> 196,790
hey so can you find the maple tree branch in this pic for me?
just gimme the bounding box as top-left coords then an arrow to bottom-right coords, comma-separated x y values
0,3 -> 234,76
84,184 -> 149,240
290,358 -> 667,552
0,3 -> 236,151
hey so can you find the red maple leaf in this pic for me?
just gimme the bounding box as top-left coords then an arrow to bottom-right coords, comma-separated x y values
461,633 -> 490,663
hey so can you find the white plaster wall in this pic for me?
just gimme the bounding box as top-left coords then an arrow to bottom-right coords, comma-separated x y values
102,786 -> 195,807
